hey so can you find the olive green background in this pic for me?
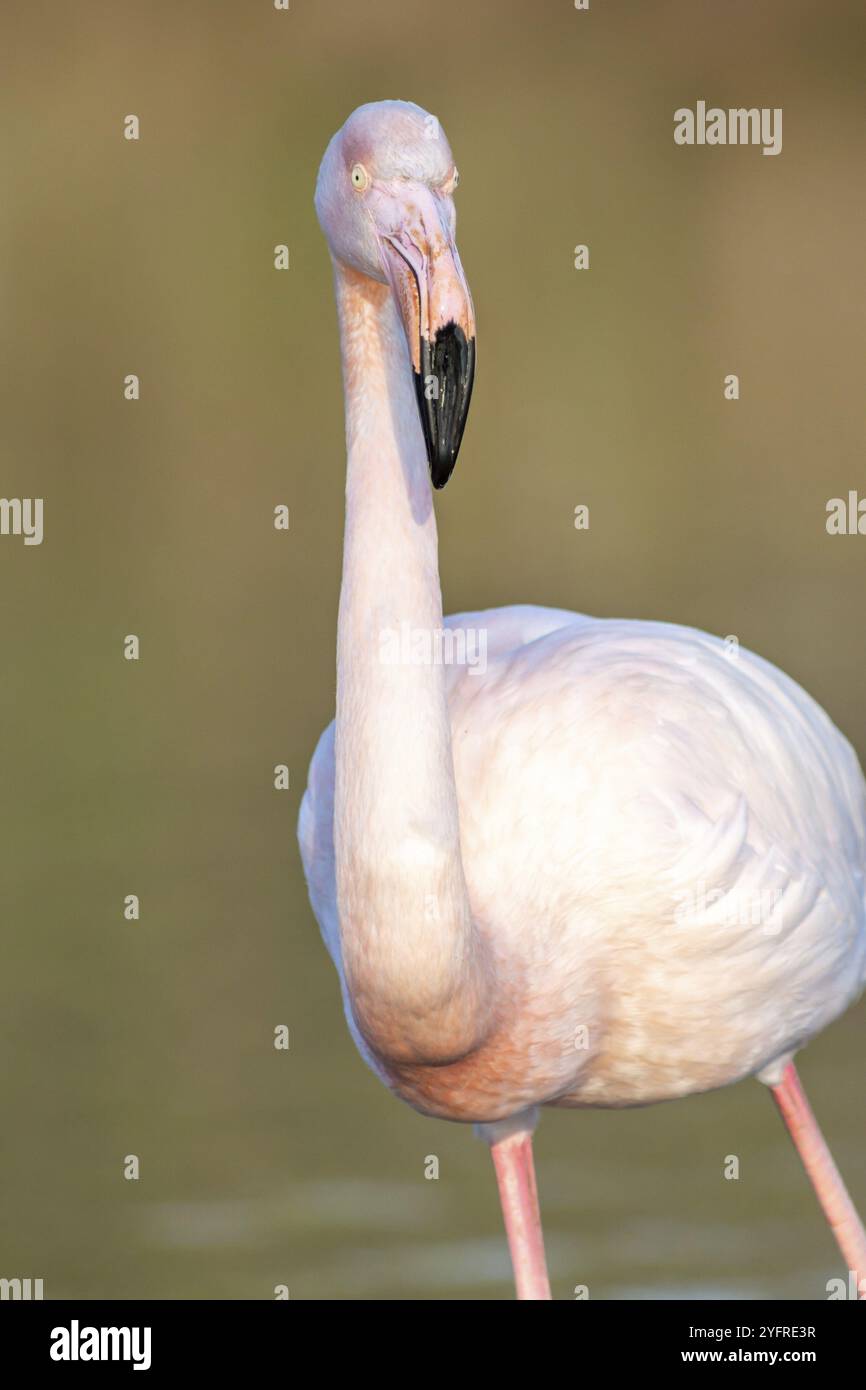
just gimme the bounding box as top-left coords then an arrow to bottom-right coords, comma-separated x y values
1,0 -> 864,1299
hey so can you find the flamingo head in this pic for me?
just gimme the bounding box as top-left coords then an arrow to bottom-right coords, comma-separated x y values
315,100 -> 475,488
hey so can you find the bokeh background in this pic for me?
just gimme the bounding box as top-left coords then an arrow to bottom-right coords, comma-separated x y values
2,0 -> 864,1299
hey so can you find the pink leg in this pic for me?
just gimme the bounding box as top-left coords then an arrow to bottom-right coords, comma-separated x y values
487,1123 -> 552,1300
770,1062 -> 866,1297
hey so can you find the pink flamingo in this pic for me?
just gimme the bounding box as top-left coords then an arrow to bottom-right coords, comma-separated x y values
299,100 -> 866,1299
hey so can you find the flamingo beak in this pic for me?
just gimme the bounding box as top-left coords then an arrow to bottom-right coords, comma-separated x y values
373,186 -> 476,488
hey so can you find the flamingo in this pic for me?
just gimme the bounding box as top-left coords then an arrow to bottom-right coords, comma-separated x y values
298,99 -> 866,1300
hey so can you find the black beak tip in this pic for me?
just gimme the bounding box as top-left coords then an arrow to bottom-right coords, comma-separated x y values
430,445 -> 459,490
413,324 -> 476,489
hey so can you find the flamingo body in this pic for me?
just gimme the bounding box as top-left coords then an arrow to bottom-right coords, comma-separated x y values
300,605 -> 866,1121
298,99 -> 866,1296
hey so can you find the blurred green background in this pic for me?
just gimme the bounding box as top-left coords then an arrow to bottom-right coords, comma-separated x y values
1,0 -> 864,1299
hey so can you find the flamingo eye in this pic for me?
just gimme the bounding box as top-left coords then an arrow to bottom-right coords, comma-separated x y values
452,168 -> 460,189
351,163 -> 369,191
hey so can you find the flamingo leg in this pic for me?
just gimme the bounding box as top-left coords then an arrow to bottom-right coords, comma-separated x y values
770,1062 -> 866,1297
486,1123 -> 552,1300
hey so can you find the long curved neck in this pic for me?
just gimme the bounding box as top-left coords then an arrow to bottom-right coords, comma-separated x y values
332,261 -> 492,1065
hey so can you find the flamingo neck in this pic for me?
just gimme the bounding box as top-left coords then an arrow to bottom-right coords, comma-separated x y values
332,260 -> 492,1066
